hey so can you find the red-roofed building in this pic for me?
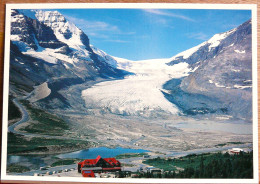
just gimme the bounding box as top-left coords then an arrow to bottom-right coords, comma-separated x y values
229,148 -> 244,155
78,155 -> 121,177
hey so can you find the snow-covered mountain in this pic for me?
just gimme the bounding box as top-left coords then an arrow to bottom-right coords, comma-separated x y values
80,19 -> 252,120
9,9 -> 126,108
168,27 -> 237,66
9,9 -> 252,121
34,10 -> 92,52
164,20 -> 252,121
90,45 -> 118,68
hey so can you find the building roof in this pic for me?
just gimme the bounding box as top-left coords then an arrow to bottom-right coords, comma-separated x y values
103,157 -> 120,166
231,148 -> 244,152
79,155 -> 121,167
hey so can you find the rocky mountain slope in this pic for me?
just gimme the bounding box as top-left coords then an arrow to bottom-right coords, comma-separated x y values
164,20 -> 252,121
9,9 -> 126,109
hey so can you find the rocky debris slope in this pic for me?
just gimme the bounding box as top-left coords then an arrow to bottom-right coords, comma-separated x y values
164,20 -> 252,121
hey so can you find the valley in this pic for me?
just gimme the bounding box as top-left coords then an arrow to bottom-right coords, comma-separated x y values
60,57 -> 252,152
5,9 -> 254,178
8,56 -> 252,156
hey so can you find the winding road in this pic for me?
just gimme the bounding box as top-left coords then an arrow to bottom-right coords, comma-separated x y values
8,99 -> 29,134
7,98 -> 94,141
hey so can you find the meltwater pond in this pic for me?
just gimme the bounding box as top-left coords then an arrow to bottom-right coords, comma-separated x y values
57,147 -> 150,159
7,147 -> 149,170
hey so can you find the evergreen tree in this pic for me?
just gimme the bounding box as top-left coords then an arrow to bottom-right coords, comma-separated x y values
199,156 -> 205,178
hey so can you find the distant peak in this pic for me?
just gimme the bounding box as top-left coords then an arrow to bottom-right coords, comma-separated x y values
34,10 -> 66,23
35,9 -> 62,15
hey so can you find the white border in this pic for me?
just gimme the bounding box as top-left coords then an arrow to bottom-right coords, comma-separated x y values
1,3 -> 11,181
2,3 -> 259,9
251,4 -> 259,184
1,3 -> 258,184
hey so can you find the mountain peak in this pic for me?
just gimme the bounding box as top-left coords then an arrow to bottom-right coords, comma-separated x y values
10,9 -> 126,82
34,10 -> 66,25
33,10 -> 91,51
168,19 -> 251,67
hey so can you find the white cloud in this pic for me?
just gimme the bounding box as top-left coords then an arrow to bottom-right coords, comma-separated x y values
118,31 -> 136,35
88,32 -> 109,39
187,32 -> 209,40
154,17 -> 168,25
64,15 -> 135,43
65,15 -> 119,32
104,39 -> 130,43
65,15 -> 135,35
85,21 -> 119,32
144,9 -> 195,22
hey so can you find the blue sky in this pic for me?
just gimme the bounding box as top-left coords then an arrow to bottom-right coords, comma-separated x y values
57,9 -> 251,61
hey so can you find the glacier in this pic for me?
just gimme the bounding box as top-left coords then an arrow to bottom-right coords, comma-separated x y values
82,58 -> 191,116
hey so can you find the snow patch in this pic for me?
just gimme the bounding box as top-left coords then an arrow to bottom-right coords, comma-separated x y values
24,49 -> 57,64
234,50 -> 245,54
11,12 -> 25,23
91,45 -> 117,68
234,85 -> 251,89
232,69 -> 240,72
24,47 -> 79,64
215,83 -> 225,88
215,115 -> 233,120
171,42 -> 206,60
210,80 -> 250,89
208,28 -> 236,51
191,66 -> 199,72
10,35 -> 20,41
228,43 -> 234,47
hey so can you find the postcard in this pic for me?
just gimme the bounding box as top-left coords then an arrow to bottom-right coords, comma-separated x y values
1,3 -> 258,184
